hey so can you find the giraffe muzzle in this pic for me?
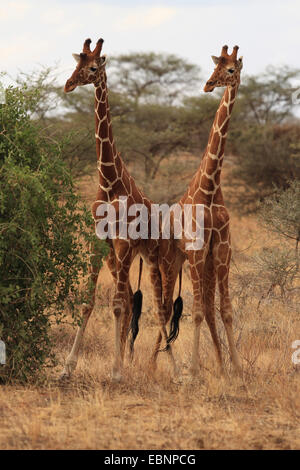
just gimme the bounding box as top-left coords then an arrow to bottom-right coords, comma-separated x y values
204,80 -> 216,92
64,79 -> 77,93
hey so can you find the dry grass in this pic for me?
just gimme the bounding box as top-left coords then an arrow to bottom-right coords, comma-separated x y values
0,157 -> 299,450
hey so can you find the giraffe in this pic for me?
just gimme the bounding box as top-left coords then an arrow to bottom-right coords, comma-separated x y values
60,37 -> 178,382
136,45 -> 244,377
179,44 -> 243,375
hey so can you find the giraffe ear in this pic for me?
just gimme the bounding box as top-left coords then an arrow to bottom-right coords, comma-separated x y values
211,55 -> 220,65
238,56 -> 243,70
72,53 -> 81,63
99,54 -> 106,64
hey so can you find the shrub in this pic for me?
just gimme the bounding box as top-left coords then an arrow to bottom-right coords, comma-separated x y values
253,246 -> 299,303
258,179 -> 300,245
252,181 -> 300,306
0,81 -> 108,383
231,124 -> 300,211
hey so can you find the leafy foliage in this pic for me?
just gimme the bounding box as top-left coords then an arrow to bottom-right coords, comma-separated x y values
231,124 -> 300,207
0,81 -> 108,383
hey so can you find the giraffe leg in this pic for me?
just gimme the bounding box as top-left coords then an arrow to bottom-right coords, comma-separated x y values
150,276 -> 176,370
107,247 -> 132,366
59,243 -> 105,380
111,244 -> 132,382
191,294 -> 204,376
120,283 -> 133,362
150,331 -> 163,367
60,305 -> 94,380
203,251 -> 225,376
218,271 -> 242,376
212,232 -> 242,376
149,263 -> 178,376
106,246 -> 117,283
189,257 -> 205,376
149,304 -> 172,370
107,248 -> 131,363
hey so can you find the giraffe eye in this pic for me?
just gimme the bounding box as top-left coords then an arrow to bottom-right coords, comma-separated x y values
228,68 -> 234,74
90,67 -> 97,72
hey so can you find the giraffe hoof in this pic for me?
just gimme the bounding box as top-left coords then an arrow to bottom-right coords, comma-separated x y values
148,359 -> 158,373
128,349 -> 135,364
111,369 -> 122,383
233,366 -> 243,378
216,364 -> 228,379
221,370 -> 230,381
190,366 -> 199,377
58,370 -> 71,382
58,361 -> 77,381
190,359 -> 201,377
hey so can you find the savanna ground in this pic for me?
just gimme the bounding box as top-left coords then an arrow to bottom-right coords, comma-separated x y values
0,156 -> 299,450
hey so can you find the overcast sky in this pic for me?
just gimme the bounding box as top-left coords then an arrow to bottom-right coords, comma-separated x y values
1,0 -> 300,88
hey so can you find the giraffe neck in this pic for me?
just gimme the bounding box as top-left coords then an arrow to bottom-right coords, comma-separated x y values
94,75 -> 138,203
198,84 -> 239,196
94,74 -> 119,179
207,84 -> 238,163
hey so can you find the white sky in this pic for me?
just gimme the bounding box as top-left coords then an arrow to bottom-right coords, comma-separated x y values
1,0 -> 300,87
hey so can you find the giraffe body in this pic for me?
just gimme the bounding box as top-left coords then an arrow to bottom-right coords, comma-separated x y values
180,45 -> 243,375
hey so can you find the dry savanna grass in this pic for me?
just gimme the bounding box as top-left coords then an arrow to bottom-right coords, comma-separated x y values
0,157 -> 299,450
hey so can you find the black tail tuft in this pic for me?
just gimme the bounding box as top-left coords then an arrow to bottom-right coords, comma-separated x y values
160,295 -> 183,352
168,295 -> 183,344
129,289 -> 143,354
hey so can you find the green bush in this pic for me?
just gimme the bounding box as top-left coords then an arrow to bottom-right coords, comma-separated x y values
233,124 -> 300,201
252,181 -> 300,306
253,246 -> 299,302
0,81 -> 108,383
258,179 -> 300,244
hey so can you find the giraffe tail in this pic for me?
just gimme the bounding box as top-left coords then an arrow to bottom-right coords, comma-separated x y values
129,257 -> 143,356
162,268 -> 183,351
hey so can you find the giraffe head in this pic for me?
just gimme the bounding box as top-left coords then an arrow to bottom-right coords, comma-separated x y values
64,38 -> 106,93
204,45 -> 243,92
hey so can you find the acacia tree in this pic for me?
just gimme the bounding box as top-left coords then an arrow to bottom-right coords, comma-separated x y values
225,66 -> 300,210
108,52 -> 201,106
237,66 -> 300,125
105,52 -> 202,186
